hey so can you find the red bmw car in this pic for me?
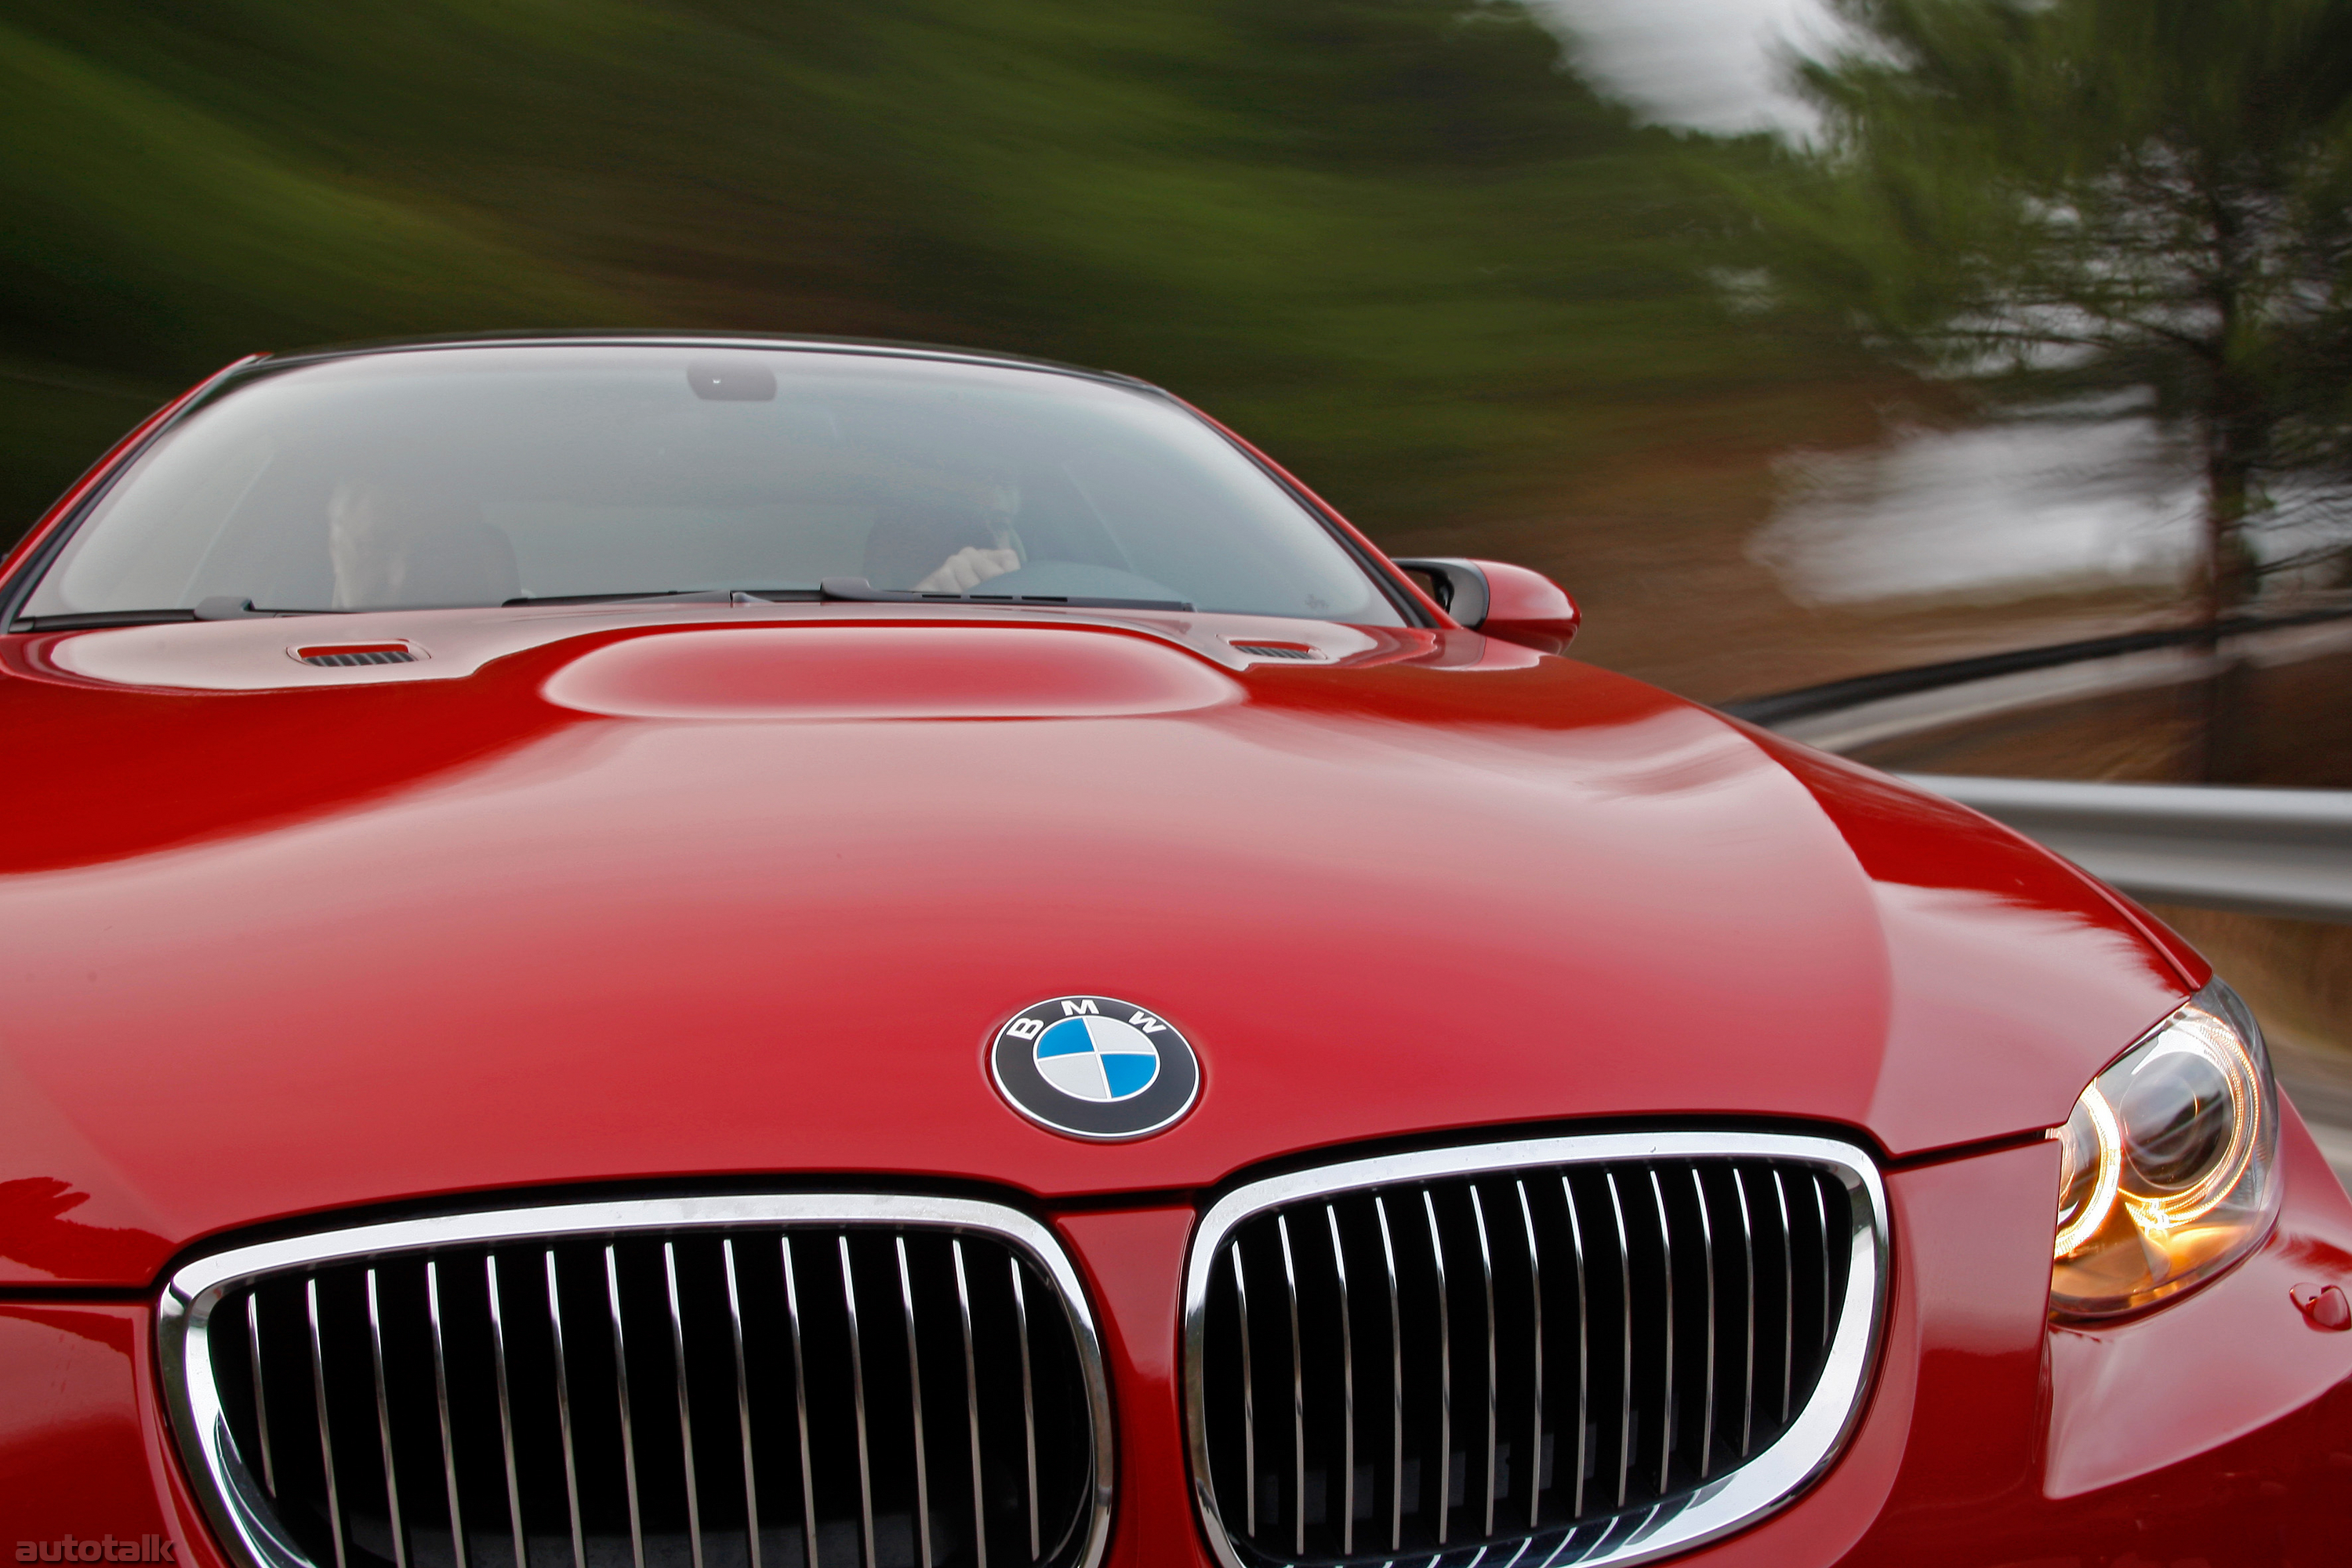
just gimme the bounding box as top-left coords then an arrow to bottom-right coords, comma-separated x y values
2,336 -> 2348,1568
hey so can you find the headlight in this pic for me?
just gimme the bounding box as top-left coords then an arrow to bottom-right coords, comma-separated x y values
2049,980 -> 2280,1320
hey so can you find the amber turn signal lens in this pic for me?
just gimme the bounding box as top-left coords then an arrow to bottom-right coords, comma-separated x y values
2049,982 -> 2280,1321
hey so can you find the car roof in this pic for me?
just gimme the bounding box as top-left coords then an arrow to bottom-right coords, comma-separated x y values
244,330 -> 1167,394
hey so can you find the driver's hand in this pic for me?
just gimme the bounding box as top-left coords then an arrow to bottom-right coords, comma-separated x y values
916,546 -> 1022,593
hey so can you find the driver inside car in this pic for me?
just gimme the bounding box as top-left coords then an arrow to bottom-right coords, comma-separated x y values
866,474 -> 1027,593
917,540 -> 1022,593
328,477 -> 521,609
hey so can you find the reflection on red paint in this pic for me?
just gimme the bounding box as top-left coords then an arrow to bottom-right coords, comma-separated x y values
0,1179 -> 166,1282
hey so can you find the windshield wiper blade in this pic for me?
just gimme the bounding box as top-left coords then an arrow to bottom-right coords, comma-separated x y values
503,588 -> 824,607
816,577 -> 1192,612
10,608 -> 201,631
498,582 -> 1195,612
9,601 -> 338,632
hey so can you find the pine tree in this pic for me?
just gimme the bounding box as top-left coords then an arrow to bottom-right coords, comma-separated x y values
1757,0 -> 2352,621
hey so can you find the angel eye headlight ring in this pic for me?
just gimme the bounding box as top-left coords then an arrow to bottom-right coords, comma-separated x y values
2052,1083 -> 2119,1258
2049,980 -> 2281,1322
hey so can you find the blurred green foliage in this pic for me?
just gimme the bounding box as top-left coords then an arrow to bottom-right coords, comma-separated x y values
0,0 -> 1838,540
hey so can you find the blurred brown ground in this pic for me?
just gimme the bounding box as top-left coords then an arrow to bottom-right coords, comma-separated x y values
1847,648 -> 2352,787
1377,388 -> 2192,707
2147,907 -> 2352,1174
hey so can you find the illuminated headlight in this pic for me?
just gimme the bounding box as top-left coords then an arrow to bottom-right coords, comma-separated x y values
2050,981 -> 2281,1319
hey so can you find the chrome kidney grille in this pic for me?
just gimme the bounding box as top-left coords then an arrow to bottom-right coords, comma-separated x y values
1183,1134 -> 1886,1568
161,1197 -> 1112,1568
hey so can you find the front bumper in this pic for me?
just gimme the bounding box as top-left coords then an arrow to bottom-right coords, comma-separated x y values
8,1108 -> 2352,1568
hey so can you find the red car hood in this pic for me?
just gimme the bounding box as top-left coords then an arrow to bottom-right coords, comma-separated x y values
0,607 -> 2192,1286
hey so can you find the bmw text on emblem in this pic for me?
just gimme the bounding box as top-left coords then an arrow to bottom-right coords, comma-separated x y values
990,996 -> 1201,1140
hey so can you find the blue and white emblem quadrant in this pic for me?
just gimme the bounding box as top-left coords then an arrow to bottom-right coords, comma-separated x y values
1033,1014 -> 1162,1102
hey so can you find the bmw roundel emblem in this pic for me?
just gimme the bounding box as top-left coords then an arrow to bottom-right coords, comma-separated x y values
990,996 -> 1201,1141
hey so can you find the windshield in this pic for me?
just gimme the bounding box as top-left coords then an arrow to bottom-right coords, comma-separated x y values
22,344 -> 1405,625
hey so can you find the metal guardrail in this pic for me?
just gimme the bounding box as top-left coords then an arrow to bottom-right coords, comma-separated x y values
1719,604 -> 2352,728
1899,774 -> 2352,924
1723,605 -> 2352,755
1716,611 -> 2352,924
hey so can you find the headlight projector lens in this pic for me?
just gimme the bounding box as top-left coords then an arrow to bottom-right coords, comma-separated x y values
2050,981 -> 2281,1320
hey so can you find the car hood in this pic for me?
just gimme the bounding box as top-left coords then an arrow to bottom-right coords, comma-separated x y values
0,607 -> 2193,1286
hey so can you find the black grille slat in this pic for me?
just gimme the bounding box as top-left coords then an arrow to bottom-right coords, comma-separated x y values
719,1242 -> 761,1568
310,1278 -> 350,1568
1004,1261 -> 1040,1566
1199,1156 -> 1855,1568
361,1269 -> 405,1568
1556,1177 -> 1588,1523
544,1251 -> 586,1568
208,1227 -> 1094,1568
1319,1208 -> 1355,1557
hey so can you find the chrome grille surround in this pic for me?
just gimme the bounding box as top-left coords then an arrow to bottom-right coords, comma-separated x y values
160,1194 -> 1114,1568
1181,1132 -> 1888,1568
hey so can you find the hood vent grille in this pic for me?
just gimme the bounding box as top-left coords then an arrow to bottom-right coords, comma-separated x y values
1186,1134 -> 1883,1568
165,1199 -> 1110,1568
296,645 -> 419,667
1229,644 -> 1320,661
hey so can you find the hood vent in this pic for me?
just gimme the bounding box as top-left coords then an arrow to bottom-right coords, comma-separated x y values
1229,644 -> 1322,661
295,644 -> 420,667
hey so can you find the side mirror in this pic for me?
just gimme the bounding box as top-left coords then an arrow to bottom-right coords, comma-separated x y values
1393,557 -> 1580,655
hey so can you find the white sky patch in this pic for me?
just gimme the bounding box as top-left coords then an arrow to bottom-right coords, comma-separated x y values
1534,0 -> 1842,134
1751,416 -> 2205,603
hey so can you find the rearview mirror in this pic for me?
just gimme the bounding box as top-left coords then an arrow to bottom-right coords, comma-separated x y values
1393,557 -> 1580,655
